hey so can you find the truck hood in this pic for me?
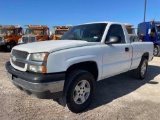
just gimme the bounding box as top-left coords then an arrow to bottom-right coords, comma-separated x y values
13,40 -> 98,53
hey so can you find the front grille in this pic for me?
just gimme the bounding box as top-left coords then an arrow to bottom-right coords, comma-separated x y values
11,49 -> 29,69
22,36 -> 36,43
11,59 -> 25,68
12,49 -> 29,59
0,37 -> 3,41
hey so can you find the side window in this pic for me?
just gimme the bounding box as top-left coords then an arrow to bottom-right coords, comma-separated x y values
149,27 -> 156,37
44,29 -> 47,35
106,24 -> 125,43
14,29 -> 18,35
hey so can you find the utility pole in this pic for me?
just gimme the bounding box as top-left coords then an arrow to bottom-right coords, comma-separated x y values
144,0 -> 147,22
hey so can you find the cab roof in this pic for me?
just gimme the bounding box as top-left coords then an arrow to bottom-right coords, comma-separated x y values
0,25 -> 21,29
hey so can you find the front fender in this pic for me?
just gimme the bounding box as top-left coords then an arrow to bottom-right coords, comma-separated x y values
47,46 -> 103,80
65,55 -> 97,69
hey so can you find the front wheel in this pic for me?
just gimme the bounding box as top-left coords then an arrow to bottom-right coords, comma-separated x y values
7,41 -> 16,52
153,45 -> 160,57
132,57 -> 148,80
66,70 -> 95,113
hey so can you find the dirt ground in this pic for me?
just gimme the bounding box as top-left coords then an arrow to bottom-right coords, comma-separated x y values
0,52 -> 160,120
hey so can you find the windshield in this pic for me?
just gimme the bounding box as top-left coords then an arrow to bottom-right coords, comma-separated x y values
60,23 -> 107,42
25,29 -> 44,35
0,29 -> 14,35
156,25 -> 160,33
127,28 -> 135,34
55,30 -> 68,35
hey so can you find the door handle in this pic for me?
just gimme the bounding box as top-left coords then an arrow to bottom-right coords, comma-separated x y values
125,47 -> 129,52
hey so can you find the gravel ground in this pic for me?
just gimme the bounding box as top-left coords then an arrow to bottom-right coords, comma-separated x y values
0,52 -> 160,120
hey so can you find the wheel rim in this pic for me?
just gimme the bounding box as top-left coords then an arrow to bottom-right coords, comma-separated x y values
73,80 -> 90,105
153,47 -> 158,56
141,61 -> 147,76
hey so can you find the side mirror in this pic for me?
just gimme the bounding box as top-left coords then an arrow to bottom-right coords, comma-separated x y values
105,36 -> 121,44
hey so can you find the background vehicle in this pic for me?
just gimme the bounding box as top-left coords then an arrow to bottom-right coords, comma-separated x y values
6,22 -> 153,113
0,25 -> 22,51
125,24 -> 139,42
138,20 -> 160,56
52,26 -> 71,40
18,25 -> 50,44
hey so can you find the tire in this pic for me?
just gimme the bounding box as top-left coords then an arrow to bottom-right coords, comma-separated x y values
65,70 -> 95,113
7,41 -> 16,52
153,45 -> 160,57
132,57 -> 148,80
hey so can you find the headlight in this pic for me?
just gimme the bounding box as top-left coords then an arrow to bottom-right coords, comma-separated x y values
28,65 -> 46,73
4,39 -> 8,42
18,39 -> 22,43
2,39 -> 8,43
30,52 -> 49,62
28,52 -> 49,73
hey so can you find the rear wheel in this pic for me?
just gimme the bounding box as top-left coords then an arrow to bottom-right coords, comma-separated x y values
65,70 -> 95,113
132,57 -> 148,80
153,45 -> 160,57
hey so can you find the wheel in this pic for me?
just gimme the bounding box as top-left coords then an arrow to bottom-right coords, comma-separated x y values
65,70 -> 95,113
132,57 -> 148,80
7,41 -> 16,52
153,45 -> 160,57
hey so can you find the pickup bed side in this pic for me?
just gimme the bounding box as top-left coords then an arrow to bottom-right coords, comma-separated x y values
130,42 -> 153,69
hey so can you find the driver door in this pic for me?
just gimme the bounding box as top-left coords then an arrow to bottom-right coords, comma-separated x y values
102,24 -> 132,79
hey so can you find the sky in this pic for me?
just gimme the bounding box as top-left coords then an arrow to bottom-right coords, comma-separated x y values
0,0 -> 159,31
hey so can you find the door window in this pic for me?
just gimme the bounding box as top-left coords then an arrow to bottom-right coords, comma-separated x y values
106,24 -> 125,43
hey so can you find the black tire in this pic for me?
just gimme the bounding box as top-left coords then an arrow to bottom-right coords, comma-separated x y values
153,45 -> 160,57
7,41 -> 16,52
132,57 -> 148,80
65,70 -> 95,113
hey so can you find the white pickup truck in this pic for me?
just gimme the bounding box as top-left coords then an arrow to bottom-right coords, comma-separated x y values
6,22 -> 153,113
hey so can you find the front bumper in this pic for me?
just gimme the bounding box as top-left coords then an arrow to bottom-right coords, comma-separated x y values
5,61 -> 65,99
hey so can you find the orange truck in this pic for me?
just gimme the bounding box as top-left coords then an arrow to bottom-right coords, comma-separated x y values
125,24 -> 139,42
0,25 -> 23,51
18,25 -> 50,44
52,26 -> 71,40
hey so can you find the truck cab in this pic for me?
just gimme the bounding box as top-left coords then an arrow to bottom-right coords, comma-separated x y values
18,25 -> 50,44
138,20 -> 160,56
52,26 -> 71,40
0,25 -> 23,51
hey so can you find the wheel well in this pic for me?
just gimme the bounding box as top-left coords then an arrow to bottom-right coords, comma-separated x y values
142,52 -> 149,60
66,61 -> 98,81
